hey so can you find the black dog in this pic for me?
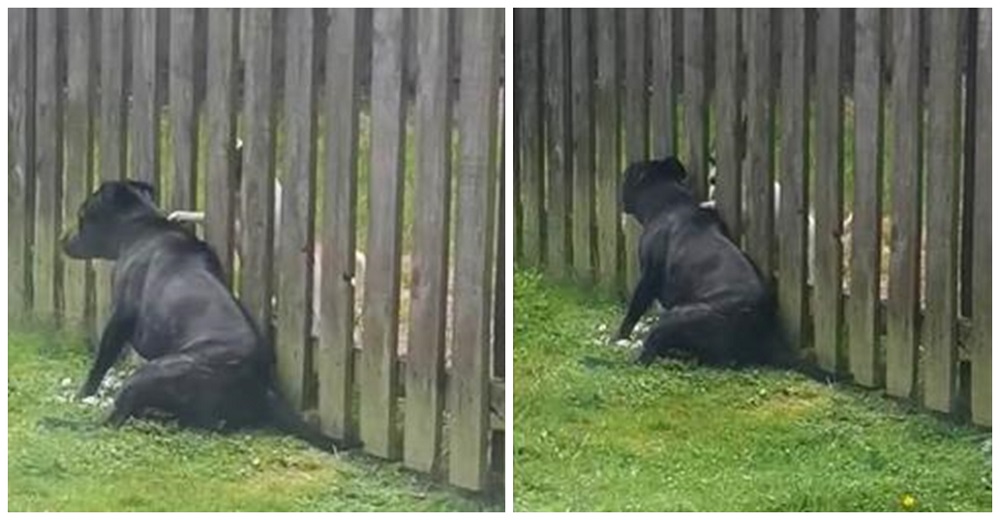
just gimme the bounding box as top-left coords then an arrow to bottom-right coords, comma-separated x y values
62,180 -> 358,451
615,157 -> 789,368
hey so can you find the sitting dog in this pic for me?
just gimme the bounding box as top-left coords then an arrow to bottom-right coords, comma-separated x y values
62,180 -> 358,451
615,156 -> 788,368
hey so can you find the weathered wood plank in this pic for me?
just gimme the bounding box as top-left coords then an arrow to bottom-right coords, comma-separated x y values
240,8 -> 278,342
744,9 -> 775,279
683,8 -> 709,199
9,9 -> 36,316
274,8 -> 318,411
362,8 -> 409,460
716,8 -> 743,247
170,8 -> 198,211
319,8 -> 363,443
404,7 -> 453,474
131,8 -> 161,189
814,8 -> 845,374
204,8 -> 238,283
970,8 -> 991,426
650,9 -> 676,159
64,8 -> 95,329
449,7 -> 500,491
570,9 -> 595,282
776,8 -> 808,354
544,8 -> 571,278
623,8 -> 648,292
34,8 -> 64,322
594,9 -> 621,295
923,8 -> 962,413
97,9 -> 128,333
518,9 -> 544,267
886,9 -> 923,399
848,8 -> 885,387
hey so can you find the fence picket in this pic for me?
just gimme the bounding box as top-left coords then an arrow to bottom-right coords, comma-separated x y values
923,8 -> 962,413
518,9 -> 544,267
570,9 -> 595,282
745,9 -> 775,279
131,9 -> 161,190
970,8 -> 991,426
849,8 -> 884,386
450,7 -> 500,491
594,9 -> 621,295
886,9 -> 923,399
9,9 -> 35,317
623,8 -> 648,292
544,8 -> 571,278
650,9 -> 676,160
170,9 -> 198,211
683,8 -> 709,200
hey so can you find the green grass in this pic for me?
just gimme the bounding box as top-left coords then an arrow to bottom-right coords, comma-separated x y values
7,325 -> 499,512
513,269 -> 991,512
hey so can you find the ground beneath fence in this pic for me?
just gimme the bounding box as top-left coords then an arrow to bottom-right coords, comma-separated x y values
512,269 -> 990,512
7,326 -> 499,512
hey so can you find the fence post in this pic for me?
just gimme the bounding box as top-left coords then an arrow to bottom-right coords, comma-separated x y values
970,8 -> 991,426
923,8 -> 962,413
362,8 -> 409,461
404,7 -> 453,474
814,8 -> 845,374
886,9 -> 923,399
450,7 -> 501,491
849,8 -> 885,387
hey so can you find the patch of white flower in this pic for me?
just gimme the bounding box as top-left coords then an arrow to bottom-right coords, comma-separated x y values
53,364 -> 133,411
592,315 -> 658,352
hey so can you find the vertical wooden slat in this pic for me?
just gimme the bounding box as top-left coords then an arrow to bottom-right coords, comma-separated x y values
886,9 -> 923,399
570,9 -> 594,282
923,8 -> 962,413
716,8 -> 743,243
544,8 -> 571,278
450,7 -> 500,491
777,8 -> 809,353
240,8 -> 277,342
170,8 -> 198,211
204,8 -> 238,282
650,9 -> 676,159
9,9 -> 36,316
518,9 -> 543,267
623,8 -> 648,292
35,8 -> 64,322
362,8 -> 409,460
131,8 -> 161,189
64,8 -> 95,329
275,8 -> 318,411
970,8 -> 991,426
404,8 -> 453,474
744,9 -> 775,278
849,8 -> 885,387
814,8 -> 845,374
683,8 -> 709,199
319,8 -> 363,443
594,9 -> 621,295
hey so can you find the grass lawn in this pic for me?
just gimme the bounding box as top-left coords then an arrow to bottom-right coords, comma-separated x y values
7,325 -> 499,512
513,269 -> 991,512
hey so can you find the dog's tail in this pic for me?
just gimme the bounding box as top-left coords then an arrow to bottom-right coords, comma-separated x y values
264,386 -> 362,453
756,293 -> 845,385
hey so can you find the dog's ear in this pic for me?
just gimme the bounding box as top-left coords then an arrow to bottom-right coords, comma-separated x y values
124,180 -> 156,202
654,156 -> 689,182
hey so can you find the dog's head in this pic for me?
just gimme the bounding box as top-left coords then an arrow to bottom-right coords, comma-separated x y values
62,180 -> 159,260
621,156 -> 692,222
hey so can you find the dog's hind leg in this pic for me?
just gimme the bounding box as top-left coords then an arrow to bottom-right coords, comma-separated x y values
635,303 -> 734,366
103,355 -> 221,429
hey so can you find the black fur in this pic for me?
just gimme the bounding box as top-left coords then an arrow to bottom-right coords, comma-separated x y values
617,157 -> 800,371
61,181 -> 359,451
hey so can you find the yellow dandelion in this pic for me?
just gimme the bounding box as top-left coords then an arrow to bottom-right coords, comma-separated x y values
899,493 -> 917,511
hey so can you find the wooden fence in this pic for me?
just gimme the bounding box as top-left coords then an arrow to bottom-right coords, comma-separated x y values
9,8 -> 504,491
514,8 -> 990,427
